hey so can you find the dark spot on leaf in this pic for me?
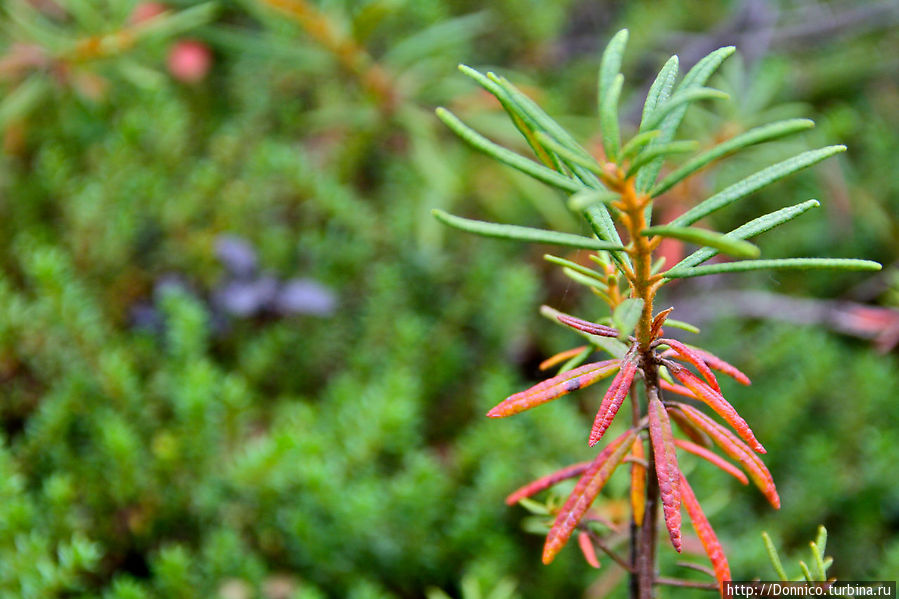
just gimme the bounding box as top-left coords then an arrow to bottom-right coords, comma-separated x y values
565,378 -> 581,392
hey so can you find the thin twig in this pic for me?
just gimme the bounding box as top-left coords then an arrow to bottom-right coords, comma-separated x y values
585,529 -> 634,573
676,561 -> 716,578
582,513 -> 623,535
655,577 -> 719,590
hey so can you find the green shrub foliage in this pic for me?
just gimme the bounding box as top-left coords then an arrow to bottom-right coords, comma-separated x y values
0,0 -> 896,596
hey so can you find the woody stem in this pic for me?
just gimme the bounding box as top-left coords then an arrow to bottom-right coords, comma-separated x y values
618,180 -> 658,352
633,360 -> 662,599
618,177 -> 661,599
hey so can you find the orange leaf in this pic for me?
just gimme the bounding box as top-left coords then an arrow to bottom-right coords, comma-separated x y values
661,338 -> 720,392
539,345 -> 589,371
666,361 -> 766,454
577,532 -> 601,568
630,438 -> 646,525
673,403 -> 780,509
487,360 -> 620,417
649,395 -> 682,552
589,359 -> 638,447
680,475 -> 731,594
542,428 -> 637,564
660,379 -> 697,399
675,439 -> 748,485
556,312 -> 620,337
505,461 -> 592,505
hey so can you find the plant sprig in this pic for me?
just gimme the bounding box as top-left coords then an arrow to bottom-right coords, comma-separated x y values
434,28 -> 880,598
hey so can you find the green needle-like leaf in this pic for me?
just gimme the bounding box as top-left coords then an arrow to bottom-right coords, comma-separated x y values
815,526 -> 828,557
671,200 -> 820,272
664,319 -> 700,334
598,29 -> 628,160
599,30 -> 629,110
640,87 -> 729,132
599,74 -> 624,161
558,345 -> 594,374
432,210 -> 623,250
625,141 -> 698,178
676,46 -> 736,97
510,112 -> 566,171
670,146 -> 846,227
534,132 -> 603,176
584,204 -> 630,270
613,298 -> 644,337
517,497 -> 551,515
435,107 -> 582,193
540,306 -> 629,357
809,542 -> 827,581
643,225 -> 760,258
620,130 -> 661,161
457,65 -> 566,171
637,46 -> 735,193
651,118 -> 816,197
483,72 -> 607,189
567,189 -> 619,212
666,258 -> 881,279
458,65 -> 529,121
762,532 -> 790,580
563,267 -> 606,289
544,254 -> 605,282
462,69 -> 625,254
640,55 -> 679,131
482,72 -> 589,159
469,70 -> 623,242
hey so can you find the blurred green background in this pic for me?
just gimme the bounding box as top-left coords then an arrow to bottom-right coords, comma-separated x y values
0,0 -> 897,597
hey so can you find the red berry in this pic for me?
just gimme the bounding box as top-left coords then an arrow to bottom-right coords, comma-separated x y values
167,40 -> 212,84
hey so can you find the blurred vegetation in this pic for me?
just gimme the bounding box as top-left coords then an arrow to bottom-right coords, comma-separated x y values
0,0 -> 896,597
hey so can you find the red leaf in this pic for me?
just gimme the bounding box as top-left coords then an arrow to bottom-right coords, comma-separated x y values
680,475 -> 731,593
661,338 -> 720,392
649,396 -> 682,552
577,532 -> 601,568
666,361 -> 766,454
556,312 -> 620,338
675,439 -> 748,485
673,403 -> 780,509
505,461 -> 592,505
630,437 -> 646,525
650,307 -> 674,340
668,407 -> 713,448
487,360 -> 620,418
589,359 -> 638,446
690,346 -> 751,385
539,345 -> 588,371
542,428 -> 637,564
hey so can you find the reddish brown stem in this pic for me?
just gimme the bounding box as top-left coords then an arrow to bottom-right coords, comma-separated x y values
632,357 -> 662,599
611,171 -> 664,599
635,435 -> 659,599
